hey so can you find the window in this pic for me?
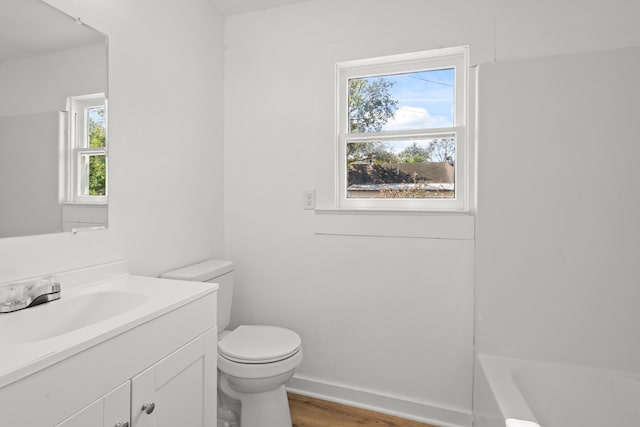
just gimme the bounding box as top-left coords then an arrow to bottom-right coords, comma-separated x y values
65,93 -> 107,204
336,47 -> 468,211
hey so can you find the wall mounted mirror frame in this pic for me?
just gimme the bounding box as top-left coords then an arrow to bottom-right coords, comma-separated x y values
0,0 -> 109,239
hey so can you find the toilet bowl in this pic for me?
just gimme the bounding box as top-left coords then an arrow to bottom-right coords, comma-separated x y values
161,260 -> 302,427
218,325 -> 302,427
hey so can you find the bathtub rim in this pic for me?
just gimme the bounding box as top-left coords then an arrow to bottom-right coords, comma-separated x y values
478,353 -> 640,427
478,354 -> 539,425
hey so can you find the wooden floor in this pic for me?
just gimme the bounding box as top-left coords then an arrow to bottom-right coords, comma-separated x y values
288,393 -> 439,427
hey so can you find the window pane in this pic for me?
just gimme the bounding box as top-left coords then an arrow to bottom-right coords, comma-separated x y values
80,153 -> 106,196
346,137 -> 455,199
348,68 -> 454,133
86,106 -> 106,148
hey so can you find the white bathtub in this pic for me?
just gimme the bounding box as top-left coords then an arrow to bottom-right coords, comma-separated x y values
477,354 -> 640,427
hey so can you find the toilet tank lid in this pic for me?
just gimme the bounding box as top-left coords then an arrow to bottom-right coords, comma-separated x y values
161,259 -> 234,281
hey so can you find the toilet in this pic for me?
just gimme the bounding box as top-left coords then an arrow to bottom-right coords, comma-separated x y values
161,260 -> 302,427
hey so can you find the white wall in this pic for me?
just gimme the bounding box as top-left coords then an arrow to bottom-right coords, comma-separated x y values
0,113 -> 60,237
224,1 -> 640,426
223,2 -> 487,425
0,44 -> 106,116
476,47 -> 640,370
474,45 -> 640,427
0,0 -> 224,282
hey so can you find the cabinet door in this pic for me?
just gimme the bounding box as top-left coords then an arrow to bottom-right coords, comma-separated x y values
104,382 -> 132,427
131,328 -> 217,427
55,381 -> 130,427
55,398 -> 102,427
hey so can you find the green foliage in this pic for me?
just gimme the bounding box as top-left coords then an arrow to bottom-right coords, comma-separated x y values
347,141 -> 398,165
398,142 -> 431,163
347,78 -> 398,165
89,155 -> 106,196
348,78 -> 398,133
88,107 -> 106,148
88,107 -> 107,195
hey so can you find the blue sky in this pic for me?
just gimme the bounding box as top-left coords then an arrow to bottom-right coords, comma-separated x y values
356,68 -> 455,154
381,67 -> 455,132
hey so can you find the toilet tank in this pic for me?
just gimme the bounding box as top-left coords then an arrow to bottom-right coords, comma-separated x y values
161,259 -> 234,331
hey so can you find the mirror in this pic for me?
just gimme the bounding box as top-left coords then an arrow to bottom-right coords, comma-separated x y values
0,0 -> 108,238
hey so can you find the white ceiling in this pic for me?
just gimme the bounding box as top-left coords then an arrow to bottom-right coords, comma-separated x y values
0,0 -> 305,63
210,0 -> 309,16
0,0 -> 104,63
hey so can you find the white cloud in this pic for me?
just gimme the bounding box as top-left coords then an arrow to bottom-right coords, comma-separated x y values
382,106 -> 449,131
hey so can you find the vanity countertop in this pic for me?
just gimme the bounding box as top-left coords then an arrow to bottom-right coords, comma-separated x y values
0,273 -> 217,388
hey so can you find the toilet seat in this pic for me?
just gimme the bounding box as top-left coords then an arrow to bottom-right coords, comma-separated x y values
218,325 -> 301,364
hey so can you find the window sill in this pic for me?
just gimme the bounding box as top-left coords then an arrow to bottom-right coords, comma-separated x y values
62,201 -> 108,207
315,207 -> 471,216
313,208 -> 474,240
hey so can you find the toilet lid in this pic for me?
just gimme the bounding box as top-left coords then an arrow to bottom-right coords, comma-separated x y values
218,325 -> 301,364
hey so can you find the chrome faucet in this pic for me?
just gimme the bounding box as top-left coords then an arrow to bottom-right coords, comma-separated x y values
0,276 -> 61,313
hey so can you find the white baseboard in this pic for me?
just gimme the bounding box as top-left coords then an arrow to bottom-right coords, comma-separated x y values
287,375 -> 472,427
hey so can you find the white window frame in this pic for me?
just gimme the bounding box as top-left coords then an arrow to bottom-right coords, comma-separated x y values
336,46 -> 469,211
65,93 -> 108,204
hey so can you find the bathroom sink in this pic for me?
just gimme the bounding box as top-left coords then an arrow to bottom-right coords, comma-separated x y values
0,289 -> 147,345
0,272 -> 217,389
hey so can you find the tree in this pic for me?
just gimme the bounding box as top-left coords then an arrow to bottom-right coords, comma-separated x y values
349,78 -> 398,133
347,141 -> 398,165
88,155 -> 106,195
347,78 -> 398,164
429,138 -> 455,163
88,107 -> 107,195
398,142 -> 431,163
88,108 -> 106,148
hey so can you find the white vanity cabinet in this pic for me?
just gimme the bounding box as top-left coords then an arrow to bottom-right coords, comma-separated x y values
56,381 -> 131,427
0,273 -> 217,427
53,328 -> 217,427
